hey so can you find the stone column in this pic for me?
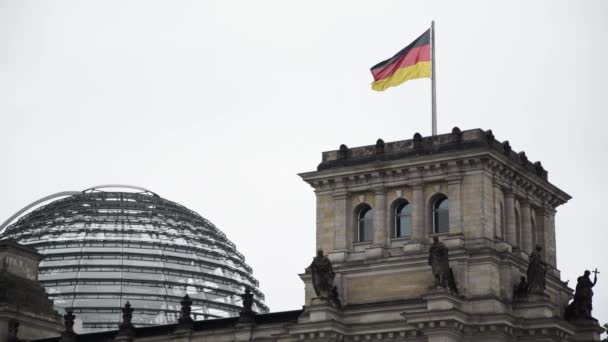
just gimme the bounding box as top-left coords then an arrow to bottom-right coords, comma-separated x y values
535,207 -> 556,267
372,187 -> 387,247
493,181 -> 503,239
315,191 -> 322,252
331,189 -> 350,262
504,190 -> 517,247
411,183 -> 425,241
545,208 -> 557,267
520,199 -> 533,254
447,176 -> 462,234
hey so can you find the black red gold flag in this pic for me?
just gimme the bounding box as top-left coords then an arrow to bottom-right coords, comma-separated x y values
370,29 -> 431,91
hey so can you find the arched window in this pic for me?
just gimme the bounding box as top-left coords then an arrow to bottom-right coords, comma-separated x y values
395,201 -> 412,238
433,196 -> 449,234
357,205 -> 373,242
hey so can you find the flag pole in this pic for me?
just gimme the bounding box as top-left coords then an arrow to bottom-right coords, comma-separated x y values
431,20 -> 437,136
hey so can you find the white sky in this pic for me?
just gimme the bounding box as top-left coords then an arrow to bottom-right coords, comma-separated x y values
1,0 -> 607,326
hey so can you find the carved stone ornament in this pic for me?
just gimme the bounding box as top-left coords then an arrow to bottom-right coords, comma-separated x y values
176,294 -> 194,330
8,319 -> 19,342
451,127 -> 462,144
117,301 -> 136,337
413,133 -> 423,150
519,151 -> 528,164
502,140 -> 511,155
240,287 -> 254,314
338,144 -> 348,160
485,129 -> 495,144
428,236 -> 458,294
513,276 -> 528,298
59,308 -> 77,342
375,139 -> 385,155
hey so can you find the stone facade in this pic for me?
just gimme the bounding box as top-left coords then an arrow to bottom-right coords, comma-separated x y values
30,129 -> 605,341
0,239 -> 63,341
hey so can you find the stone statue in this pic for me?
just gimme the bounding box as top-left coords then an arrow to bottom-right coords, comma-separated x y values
121,301 -> 134,326
8,319 -> 19,342
566,269 -> 598,321
63,309 -> 75,333
514,276 -> 528,298
429,236 -> 451,288
117,301 -> 135,337
60,309 -> 77,342
308,250 -> 342,307
177,294 -> 194,329
240,287 -> 254,314
330,285 -> 342,308
309,250 -> 335,298
237,287 -> 256,323
526,245 -> 547,295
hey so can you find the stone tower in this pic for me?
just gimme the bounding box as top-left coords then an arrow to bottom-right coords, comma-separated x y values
0,239 -> 63,341
298,128 -> 603,341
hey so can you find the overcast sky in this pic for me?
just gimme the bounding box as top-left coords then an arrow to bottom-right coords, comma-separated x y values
1,0 -> 607,326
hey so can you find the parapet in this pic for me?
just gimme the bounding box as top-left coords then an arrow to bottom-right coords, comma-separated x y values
318,128 -> 549,181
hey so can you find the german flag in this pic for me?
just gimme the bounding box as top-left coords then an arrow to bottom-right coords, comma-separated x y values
370,29 -> 431,91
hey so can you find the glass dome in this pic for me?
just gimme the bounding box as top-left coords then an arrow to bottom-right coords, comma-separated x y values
0,186 -> 268,333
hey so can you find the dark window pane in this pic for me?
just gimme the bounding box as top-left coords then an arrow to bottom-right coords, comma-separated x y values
435,198 -> 448,210
358,207 -> 373,242
363,208 -> 373,220
359,219 -> 373,241
396,202 -> 411,215
436,210 -> 449,233
433,196 -> 449,233
398,215 -> 411,237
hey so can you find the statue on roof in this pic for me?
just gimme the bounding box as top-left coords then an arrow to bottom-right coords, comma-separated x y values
309,250 -> 335,299
240,287 -> 254,314
526,245 -> 547,295
429,236 -> 458,293
566,269 -> 599,321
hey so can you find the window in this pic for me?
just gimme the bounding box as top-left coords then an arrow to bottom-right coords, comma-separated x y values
433,196 -> 449,233
357,205 -> 373,242
395,201 -> 412,238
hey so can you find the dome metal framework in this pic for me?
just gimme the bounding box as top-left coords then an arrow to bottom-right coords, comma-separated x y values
0,186 -> 268,333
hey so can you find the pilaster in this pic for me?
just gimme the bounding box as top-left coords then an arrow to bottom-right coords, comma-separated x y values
447,175 -> 462,235
520,199 -> 533,254
411,182 -> 425,241
493,180 -> 503,239
534,206 -> 556,267
504,190 -> 517,248
332,188 -> 350,258
372,187 -> 387,247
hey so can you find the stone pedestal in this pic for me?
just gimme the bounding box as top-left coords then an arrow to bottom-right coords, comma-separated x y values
569,319 -> 605,341
415,320 -> 465,342
423,287 -> 463,311
512,294 -> 556,319
305,298 -> 341,322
